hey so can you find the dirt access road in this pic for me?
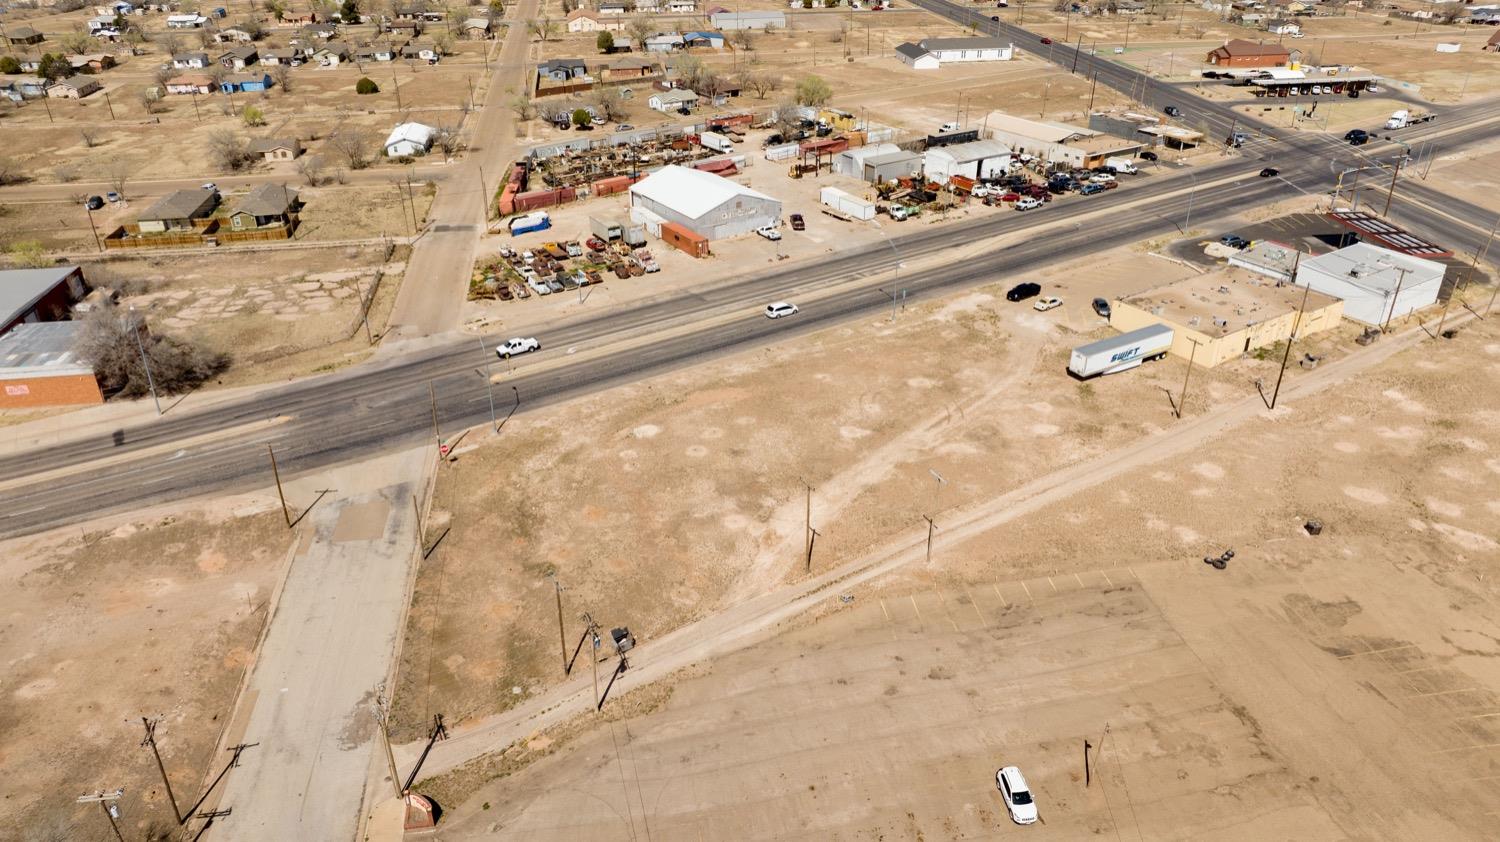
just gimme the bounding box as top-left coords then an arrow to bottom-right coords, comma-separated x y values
384,0 -> 541,341
395,297 -> 1478,781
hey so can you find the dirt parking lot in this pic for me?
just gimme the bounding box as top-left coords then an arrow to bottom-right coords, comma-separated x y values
432,296 -> 1500,840
0,507 -> 293,840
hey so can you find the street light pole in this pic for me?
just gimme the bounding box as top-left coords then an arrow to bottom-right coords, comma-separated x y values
127,307 -> 162,415
1184,170 -> 1198,233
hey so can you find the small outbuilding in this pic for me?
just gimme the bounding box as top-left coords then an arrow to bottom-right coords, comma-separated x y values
385,122 -> 435,157
895,43 -> 940,70
1,266 -> 89,333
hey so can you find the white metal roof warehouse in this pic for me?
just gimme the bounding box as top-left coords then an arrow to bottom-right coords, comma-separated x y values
628,165 -> 782,240
1293,243 -> 1445,326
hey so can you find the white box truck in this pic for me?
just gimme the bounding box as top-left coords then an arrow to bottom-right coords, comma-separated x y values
699,131 -> 734,153
1068,324 -> 1174,378
819,186 -> 876,221
1104,157 -> 1138,175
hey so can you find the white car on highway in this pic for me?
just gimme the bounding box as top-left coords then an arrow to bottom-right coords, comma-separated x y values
496,337 -> 541,358
1033,296 -> 1063,311
764,301 -> 799,319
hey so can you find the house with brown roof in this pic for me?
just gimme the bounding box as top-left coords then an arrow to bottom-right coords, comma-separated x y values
606,55 -> 660,80
1205,38 -> 1291,68
136,189 -> 218,233
249,138 -> 303,161
1487,30 -> 1500,52
47,78 -> 102,99
165,73 -> 217,94
7,26 -> 45,45
227,183 -> 300,230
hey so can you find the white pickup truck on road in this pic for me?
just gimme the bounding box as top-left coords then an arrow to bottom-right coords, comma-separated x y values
496,337 -> 541,358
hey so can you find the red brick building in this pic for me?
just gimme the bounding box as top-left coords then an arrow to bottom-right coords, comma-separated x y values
1205,39 -> 1292,68
0,322 -> 102,408
1,266 -> 89,333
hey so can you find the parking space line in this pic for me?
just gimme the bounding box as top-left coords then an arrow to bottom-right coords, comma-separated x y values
1436,742 -> 1500,754
1047,576 -> 1058,593
963,585 -> 989,628
879,598 -> 891,624
1102,571 -> 1114,587
931,590 -> 961,633
1074,573 -> 1085,589
1127,566 -> 1140,581
1339,643 -> 1419,660
1021,581 -> 1033,603
1393,665 -> 1445,676
1457,712 -> 1500,720
1407,688 -> 1483,699
992,582 -> 1008,608
909,594 -> 924,625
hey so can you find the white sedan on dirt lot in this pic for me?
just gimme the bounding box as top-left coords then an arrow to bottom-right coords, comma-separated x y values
996,766 -> 1039,825
496,337 -> 541,358
756,226 -> 782,241
1033,296 -> 1063,311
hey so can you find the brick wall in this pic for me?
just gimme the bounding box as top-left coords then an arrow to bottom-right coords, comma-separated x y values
0,373 -> 104,408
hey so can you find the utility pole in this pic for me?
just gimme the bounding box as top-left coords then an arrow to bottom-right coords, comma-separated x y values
127,307 -> 162,415
1382,267 -> 1411,332
76,789 -> 126,842
1087,68 -> 1099,114
1084,739 -> 1092,787
104,89 -> 116,119
1176,337 -> 1200,419
1070,34 -> 1084,76
1382,157 -> 1402,217
477,337 -> 497,431
268,444 -> 291,526
374,694 -> 404,798
921,514 -> 936,565
801,479 -> 813,565
1270,251 -> 1309,410
553,576 -> 569,675
140,717 -> 183,824
429,381 -> 441,449
85,204 -> 102,252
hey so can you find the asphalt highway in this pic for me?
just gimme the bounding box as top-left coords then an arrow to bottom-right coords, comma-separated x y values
2,13 -> 1496,538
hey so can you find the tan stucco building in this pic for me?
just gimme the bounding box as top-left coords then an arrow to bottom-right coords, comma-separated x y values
1111,270 -> 1343,367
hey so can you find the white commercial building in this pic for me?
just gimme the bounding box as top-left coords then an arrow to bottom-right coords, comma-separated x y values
1293,243 -> 1445,325
710,10 -> 785,29
923,139 -> 1012,181
628,164 -> 782,240
983,111 -> 1143,168
916,36 -> 1014,63
833,143 -> 900,178
384,122 -> 435,157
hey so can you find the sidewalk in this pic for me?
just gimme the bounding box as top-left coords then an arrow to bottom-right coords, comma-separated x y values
204,444 -> 432,841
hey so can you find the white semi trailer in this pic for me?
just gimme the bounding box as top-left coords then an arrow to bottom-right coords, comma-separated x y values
1068,324 -> 1174,378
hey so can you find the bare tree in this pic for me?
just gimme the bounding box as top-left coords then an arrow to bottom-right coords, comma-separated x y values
509,93 -> 536,120
61,32 -> 98,55
591,85 -> 627,121
328,126 -> 376,168
626,16 -> 653,49
432,125 -> 462,158
731,29 -> 754,51
54,164 -> 81,182
160,31 -> 183,54
79,128 -> 101,148
78,301 -> 230,399
273,63 -> 293,92
527,17 -> 556,41
0,158 -> 28,186
741,72 -> 779,99
296,153 -> 327,185
106,162 -> 131,200
208,129 -> 257,170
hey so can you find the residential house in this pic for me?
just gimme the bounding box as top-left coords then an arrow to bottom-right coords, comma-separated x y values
385,19 -> 424,37
1266,18 -> 1300,34
0,75 -> 49,100
314,43 -> 351,65
399,41 -> 440,62
667,0 -> 696,12
281,10 -> 319,23
165,73 -> 217,94
69,54 -> 117,72
172,51 -> 212,69
136,189 -> 218,233
227,183 -> 300,230
385,122 -> 435,157
47,78 -> 102,99
568,9 -> 623,31
15,57 -> 41,73
704,4 -> 730,15
895,43 -> 940,69
606,55 -> 659,79
395,4 -> 445,21
0,266 -> 89,333
260,47 -> 303,65
219,45 -> 259,69
462,17 -> 492,38
355,42 -> 398,62
1205,38 -> 1291,67
214,27 -> 256,43
166,13 -> 209,28
301,22 -> 339,39
598,0 -> 629,14
645,32 -> 685,52
682,31 -> 725,49
538,57 -> 588,80
1266,0 -> 1308,13
219,71 -> 273,93
248,137 -> 303,161
709,10 -> 784,29
636,0 -> 662,11
7,26 -> 45,46
648,87 -> 698,111
87,16 -> 119,36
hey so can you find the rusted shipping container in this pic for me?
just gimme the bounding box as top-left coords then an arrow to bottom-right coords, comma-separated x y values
660,221 -> 709,258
